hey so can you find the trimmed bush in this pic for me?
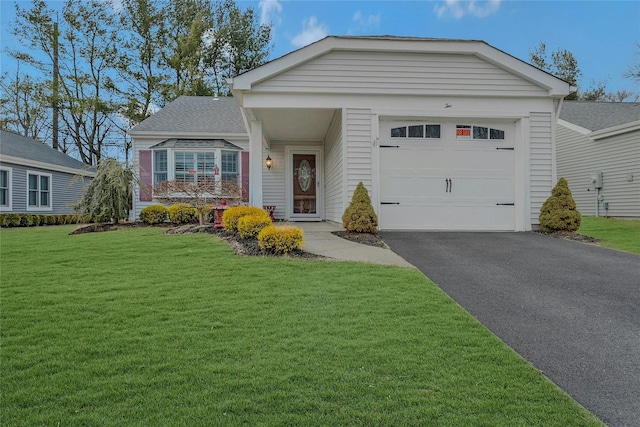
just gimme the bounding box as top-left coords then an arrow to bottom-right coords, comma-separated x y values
258,225 -> 304,254
342,182 -> 378,233
237,214 -> 272,239
539,177 -> 582,232
222,206 -> 270,234
140,204 -> 169,225
168,203 -> 198,225
0,214 -> 6,227
201,204 -> 217,224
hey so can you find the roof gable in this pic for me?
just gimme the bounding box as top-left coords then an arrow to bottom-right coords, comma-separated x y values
0,130 -> 91,174
231,36 -> 571,98
129,96 -> 247,136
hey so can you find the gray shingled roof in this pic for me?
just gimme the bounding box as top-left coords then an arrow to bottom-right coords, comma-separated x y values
559,101 -> 640,131
0,130 -> 89,171
130,96 -> 247,135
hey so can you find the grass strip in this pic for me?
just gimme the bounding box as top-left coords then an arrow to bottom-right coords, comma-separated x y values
579,216 -> 640,254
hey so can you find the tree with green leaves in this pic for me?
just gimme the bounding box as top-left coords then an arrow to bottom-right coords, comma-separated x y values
73,158 -> 136,223
203,0 -> 272,95
530,42 -> 581,100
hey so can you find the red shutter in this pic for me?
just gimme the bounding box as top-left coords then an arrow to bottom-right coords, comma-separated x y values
241,151 -> 249,202
139,150 -> 153,202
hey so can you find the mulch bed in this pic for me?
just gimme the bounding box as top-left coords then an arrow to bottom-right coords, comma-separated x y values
536,230 -> 600,245
331,231 -> 388,248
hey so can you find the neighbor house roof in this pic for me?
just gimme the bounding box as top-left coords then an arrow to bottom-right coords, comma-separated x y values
129,96 -> 247,136
559,101 -> 640,131
0,129 -> 93,175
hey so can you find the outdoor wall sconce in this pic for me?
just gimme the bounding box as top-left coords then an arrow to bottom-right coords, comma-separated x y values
265,155 -> 273,170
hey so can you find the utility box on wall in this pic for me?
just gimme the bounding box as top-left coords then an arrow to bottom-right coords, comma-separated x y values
589,171 -> 603,189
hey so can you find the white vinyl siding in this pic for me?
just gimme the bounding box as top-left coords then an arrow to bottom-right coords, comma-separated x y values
262,142 -> 286,219
529,112 -> 554,224
324,110 -> 343,223
252,51 -> 548,97
557,126 -> 640,217
346,108 -> 372,195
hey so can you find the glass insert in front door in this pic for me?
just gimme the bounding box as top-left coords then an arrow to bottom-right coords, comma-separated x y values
293,154 -> 316,214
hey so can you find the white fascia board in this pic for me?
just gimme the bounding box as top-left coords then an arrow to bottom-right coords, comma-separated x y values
590,120 -> 640,140
0,154 -> 95,177
557,119 -> 591,135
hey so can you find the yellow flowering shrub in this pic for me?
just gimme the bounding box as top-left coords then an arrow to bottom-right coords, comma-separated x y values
258,225 -> 304,254
237,214 -> 272,239
222,206 -> 270,233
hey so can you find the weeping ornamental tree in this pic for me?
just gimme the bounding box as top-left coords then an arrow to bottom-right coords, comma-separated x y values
73,158 -> 136,223
539,177 -> 581,232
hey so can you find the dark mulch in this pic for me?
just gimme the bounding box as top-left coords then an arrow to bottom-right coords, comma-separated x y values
69,222 -> 168,235
536,231 -> 600,245
331,231 -> 388,248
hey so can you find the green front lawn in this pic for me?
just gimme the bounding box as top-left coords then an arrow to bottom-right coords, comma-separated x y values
579,216 -> 640,254
1,226 -> 602,426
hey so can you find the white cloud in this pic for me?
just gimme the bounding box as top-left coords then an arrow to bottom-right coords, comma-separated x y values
353,10 -> 381,28
258,0 -> 283,27
291,16 -> 329,48
434,0 -> 501,19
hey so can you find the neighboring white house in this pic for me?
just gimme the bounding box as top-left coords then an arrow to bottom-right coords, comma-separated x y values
131,36 -> 572,231
0,130 -> 94,214
557,101 -> 640,217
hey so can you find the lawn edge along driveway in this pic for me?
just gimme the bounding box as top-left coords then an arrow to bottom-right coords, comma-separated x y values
382,231 -> 640,427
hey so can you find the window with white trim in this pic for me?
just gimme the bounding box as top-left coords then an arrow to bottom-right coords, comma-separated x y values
27,171 -> 52,210
391,124 -> 441,139
175,152 -> 215,183
457,125 -> 505,140
221,151 -> 238,182
153,150 -> 167,184
0,167 -> 11,210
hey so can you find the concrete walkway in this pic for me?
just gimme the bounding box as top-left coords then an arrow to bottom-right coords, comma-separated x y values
291,221 -> 414,268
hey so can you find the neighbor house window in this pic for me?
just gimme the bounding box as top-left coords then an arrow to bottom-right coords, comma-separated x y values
27,171 -> 51,210
0,167 -> 11,210
391,124 -> 441,139
175,152 -> 215,183
153,150 -> 168,184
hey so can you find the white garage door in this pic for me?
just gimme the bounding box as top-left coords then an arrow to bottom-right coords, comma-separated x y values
379,120 -> 516,230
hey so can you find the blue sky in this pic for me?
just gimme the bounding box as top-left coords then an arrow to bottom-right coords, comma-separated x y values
2,0 -> 639,94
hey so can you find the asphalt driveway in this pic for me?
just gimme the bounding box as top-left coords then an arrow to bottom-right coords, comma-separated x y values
381,232 -> 640,427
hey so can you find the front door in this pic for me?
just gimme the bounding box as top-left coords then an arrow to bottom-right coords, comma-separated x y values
288,148 -> 322,220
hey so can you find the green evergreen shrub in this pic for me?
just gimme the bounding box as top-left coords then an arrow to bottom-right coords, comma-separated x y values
6,214 -> 20,227
222,206 -> 270,234
20,214 -> 35,227
258,225 -> 304,254
342,182 -> 378,233
539,177 -> 582,232
168,203 -> 197,224
237,214 -> 272,239
45,215 -> 57,225
0,214 -> 7,227
140,204 -> 169,224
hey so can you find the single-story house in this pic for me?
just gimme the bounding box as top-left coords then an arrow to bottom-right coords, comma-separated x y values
0,130 -> 94,214
131,36 -> 572,231
557,101 -> 640,217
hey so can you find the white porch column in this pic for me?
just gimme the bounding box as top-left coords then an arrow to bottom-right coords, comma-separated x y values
249,120 -> 263,207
